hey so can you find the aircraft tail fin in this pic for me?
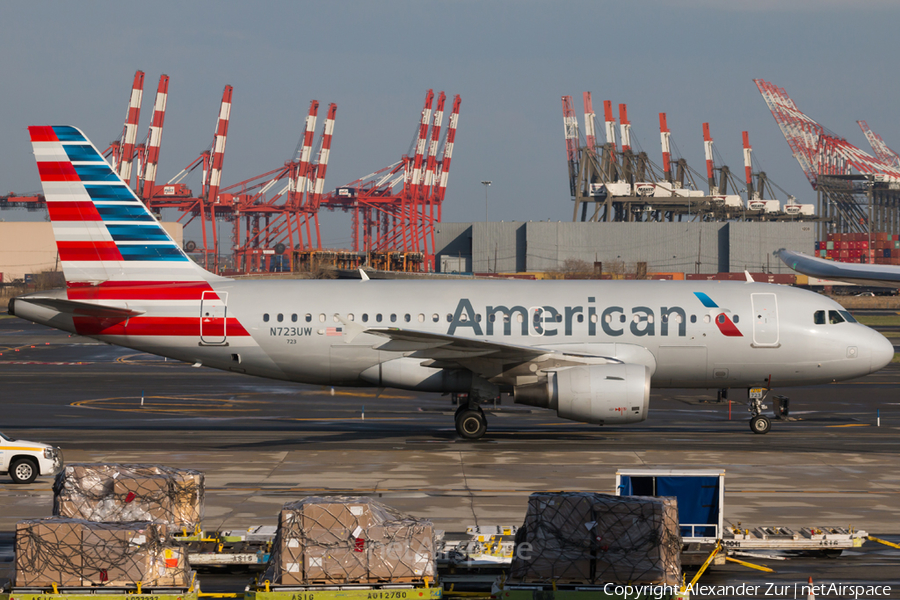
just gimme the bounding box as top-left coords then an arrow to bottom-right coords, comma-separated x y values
28,126 -> 219,286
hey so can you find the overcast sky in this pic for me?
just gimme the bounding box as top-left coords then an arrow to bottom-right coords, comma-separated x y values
2,1 -> 898,247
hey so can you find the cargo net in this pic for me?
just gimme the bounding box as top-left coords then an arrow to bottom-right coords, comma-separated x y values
263,496 -> 436,586
15,518 -> 194,589
53,464 -> 204,531
509,492 -> 682,587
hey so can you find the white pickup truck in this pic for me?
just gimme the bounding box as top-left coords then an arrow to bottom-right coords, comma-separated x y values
0,431 -> 63,484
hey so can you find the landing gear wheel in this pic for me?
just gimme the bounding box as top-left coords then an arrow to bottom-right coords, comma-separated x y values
456,408 -> 487,440
750,415 -> 771,435
10,457 -> 38,484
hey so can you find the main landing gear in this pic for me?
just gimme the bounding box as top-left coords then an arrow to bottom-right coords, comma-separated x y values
452,393 -> 488,440
454,404 -> 487,439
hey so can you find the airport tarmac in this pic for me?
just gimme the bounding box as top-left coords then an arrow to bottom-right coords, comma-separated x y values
2,312 -> 900,594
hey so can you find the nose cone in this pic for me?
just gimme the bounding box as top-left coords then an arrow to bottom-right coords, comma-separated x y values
870,329 -> 895,373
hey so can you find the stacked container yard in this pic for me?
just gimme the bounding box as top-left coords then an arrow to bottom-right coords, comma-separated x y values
815,232 -> 900,265
12,463 -> 203,592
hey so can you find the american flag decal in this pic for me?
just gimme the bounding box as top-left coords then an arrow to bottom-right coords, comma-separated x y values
326,327 -> 343,336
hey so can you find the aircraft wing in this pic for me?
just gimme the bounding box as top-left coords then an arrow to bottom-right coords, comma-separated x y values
363,326 -> 568,361
354,325 -> 632,385
776,248 -> 900,288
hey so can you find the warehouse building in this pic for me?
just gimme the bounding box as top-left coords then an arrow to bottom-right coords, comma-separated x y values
434,221 -> 814,276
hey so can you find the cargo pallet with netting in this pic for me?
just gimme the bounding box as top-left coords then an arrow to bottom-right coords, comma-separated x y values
261,498 -> 438,589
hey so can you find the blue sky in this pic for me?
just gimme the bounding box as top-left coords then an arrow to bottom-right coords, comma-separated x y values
2,1 -> 898,247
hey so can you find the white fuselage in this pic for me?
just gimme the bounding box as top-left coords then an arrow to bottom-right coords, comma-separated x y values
13,279 -> 893,393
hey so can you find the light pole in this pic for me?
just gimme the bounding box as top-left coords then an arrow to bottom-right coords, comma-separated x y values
481,181 -> 492,222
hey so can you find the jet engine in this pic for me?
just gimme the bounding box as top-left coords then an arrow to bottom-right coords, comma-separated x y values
514,363 -> 650,425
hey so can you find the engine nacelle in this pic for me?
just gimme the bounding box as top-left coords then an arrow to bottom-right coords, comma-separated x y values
514,363 -> 650,425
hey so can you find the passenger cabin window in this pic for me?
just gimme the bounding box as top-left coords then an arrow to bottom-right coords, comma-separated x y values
405,314 -> 411,322
390,314 -> 397,323
277,314 -> 284,322
829,310 -> 845,324
263,313 -> 270,322
814,310 -> 826,325
733,315 -> 739,323
376,314 -> 383,322
418,314 -> 424,322
305,314 -> 312,322
319,314 -> 326,322
291,314 -> 298,322
432,314 -> 439,322
362,314 -> 369,323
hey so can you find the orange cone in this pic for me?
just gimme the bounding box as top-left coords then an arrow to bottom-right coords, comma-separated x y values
807,577 -> 815,600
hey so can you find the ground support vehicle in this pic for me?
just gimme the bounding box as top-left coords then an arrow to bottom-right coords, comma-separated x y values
615,469 -> 868,564
0,431 -> 63,484
246,583 -> 442,600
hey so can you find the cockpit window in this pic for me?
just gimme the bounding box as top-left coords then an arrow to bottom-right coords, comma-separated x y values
839,310 -> 857,323
814,310 -> 826,325
829,310 -> 845,324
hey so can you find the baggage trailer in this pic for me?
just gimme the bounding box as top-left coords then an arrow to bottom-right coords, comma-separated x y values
614,469 -> 867,564
247,583 -> 442,600
0,584 -> 198,600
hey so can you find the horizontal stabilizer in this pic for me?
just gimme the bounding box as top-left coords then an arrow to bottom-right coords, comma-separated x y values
19,297 -> 145,318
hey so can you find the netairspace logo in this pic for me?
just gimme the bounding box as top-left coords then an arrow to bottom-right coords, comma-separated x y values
672,581 -> 893,599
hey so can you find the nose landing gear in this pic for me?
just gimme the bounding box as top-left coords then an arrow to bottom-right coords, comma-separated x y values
747,387 -> 788,434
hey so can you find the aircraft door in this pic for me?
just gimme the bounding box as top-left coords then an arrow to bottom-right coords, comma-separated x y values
200,291 -> 228,345
751,293 -> 779,347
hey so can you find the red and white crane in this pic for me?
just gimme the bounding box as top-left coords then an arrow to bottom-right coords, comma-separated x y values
434,93 -> 460,220
138,74 -> 169,201
755,79 -> 900,187
119,71 -> 145,185
618,104 -> 632,154
857,120 -> 900,169
561,96 -> 580,196
319,90 -> 461,269
582,92 -> 597,152
659,113 -> 672,183
423,92 -> 446,202
293,100 -> 319,211
603,100 -> 617,153
742,131 -> 754,199
702,122 -> 716,194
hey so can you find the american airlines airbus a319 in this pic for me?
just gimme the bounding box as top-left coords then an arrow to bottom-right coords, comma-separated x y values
9,127 -> 895,437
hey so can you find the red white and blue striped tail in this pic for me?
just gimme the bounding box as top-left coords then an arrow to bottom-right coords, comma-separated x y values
29,125 -> 219,285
